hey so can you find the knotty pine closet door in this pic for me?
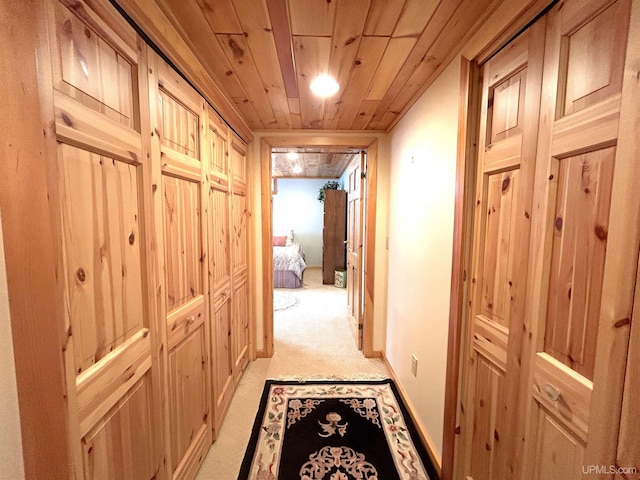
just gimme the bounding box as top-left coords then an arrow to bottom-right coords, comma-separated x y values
44,1 -> 164,478
148,51 -> 212,480
206,107 -> 235,438
229,135 -> 251,380
522,0 -> 638,477
458,20 -> 546,480
459,1 -> 640,479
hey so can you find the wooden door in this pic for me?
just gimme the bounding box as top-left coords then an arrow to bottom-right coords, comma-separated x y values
346,152 -> 365,349
459,21 -> 546,480
149,54 -> 211,480
46,1 -> 165,478
523,0 -> 638,477
230,136 -> 250,379
206,107 -> 234,438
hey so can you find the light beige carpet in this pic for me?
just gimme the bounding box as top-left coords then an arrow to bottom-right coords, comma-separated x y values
195,267 -> 389,479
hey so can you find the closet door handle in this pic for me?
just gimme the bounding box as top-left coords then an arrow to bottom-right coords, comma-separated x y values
545,383 -> 561,402
186,315 -> 196,326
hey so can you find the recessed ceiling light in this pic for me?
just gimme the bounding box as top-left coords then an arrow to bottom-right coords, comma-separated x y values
293,165 -> 302,174
287,152 -> 298,160
310,74 -> 339,98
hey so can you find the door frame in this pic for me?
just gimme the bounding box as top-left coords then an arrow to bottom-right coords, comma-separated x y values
259,136 -> 378,358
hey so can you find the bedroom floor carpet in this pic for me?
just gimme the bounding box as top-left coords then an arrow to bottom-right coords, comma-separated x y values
195,267 -> 389,479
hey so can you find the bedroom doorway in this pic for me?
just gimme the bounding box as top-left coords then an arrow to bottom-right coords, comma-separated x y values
260,136 -> 379,358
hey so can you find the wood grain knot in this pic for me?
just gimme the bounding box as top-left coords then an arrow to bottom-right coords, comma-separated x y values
129,232 -> 135,245
594,224 -> 608,241
84,27 -> 91,39
614,318 -> 630,328
61,112 -> 74,127
344,36 -> 356,46
555,216 -> 563,231
354,59 -> 362,66
501,176 -> 510,192
76,267 -> 87,283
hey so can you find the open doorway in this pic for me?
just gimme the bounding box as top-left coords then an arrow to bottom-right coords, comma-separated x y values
259,136 -> 379,358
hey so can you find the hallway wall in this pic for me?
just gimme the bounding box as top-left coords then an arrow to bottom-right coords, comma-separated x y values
0,212 -> 25,480
272,178 -> 331,267
385,58 -> 461,462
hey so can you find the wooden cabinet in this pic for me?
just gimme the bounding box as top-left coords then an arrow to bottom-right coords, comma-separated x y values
322,189 -> 347,284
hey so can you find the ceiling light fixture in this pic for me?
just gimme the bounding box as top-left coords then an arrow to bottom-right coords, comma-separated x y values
293,165 -> 302,174
310,74 -> 339,98
286,151 -> 298,160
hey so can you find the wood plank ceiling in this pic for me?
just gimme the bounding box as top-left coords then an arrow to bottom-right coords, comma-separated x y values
271,147 -> 359,178
139,0 -> 496,131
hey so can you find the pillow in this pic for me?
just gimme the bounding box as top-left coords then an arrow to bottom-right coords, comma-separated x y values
273,235 -> 288,246
273,229 -> 294,246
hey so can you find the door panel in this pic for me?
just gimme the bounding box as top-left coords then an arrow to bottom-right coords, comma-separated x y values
460,22 -> 545,480
50,2 -> 164,478
524,0 -> 636,476
152,55 -> 211,479
346,153 -> 364,349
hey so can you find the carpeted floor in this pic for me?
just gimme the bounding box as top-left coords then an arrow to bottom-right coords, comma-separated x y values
195,267 -> 389,479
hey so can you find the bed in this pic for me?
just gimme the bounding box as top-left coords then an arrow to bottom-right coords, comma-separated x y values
273,231 -> 307,288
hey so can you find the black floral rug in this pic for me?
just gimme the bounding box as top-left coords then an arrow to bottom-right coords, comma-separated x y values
238,379 -> 439,479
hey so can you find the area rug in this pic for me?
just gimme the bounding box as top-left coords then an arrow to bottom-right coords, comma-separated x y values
273,291 -> 298,311
238,379 -> 438,479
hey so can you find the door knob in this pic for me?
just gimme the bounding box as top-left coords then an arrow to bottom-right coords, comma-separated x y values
186,315 -> 195,326
545,383 -> 561,402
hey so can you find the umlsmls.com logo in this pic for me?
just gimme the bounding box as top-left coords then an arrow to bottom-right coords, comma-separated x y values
582,465 -> 638,475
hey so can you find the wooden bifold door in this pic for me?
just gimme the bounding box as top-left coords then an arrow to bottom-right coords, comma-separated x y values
458,1 -> 640,479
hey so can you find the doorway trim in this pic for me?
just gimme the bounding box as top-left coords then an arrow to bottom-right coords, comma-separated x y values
259,136 -> 379,358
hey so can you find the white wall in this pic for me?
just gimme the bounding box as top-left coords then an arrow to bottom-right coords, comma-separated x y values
385,58 -> 461,462
0,212 -> 25,479
272,178 -> 332,267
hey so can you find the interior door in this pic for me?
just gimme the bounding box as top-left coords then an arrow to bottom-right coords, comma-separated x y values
459,21 -> 546,480
523,0 -> 638,477
150,54 -> 212,480
346,152 -> 365,349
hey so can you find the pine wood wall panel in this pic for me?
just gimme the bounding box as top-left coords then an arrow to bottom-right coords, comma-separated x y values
232,193 -> 249,276
159,91 -> 199,158
231,274 -> 250,380
168,327 -> 208,474
163,176 -> 202,312
544,148 -> 615,380
52,1 -> 136,128
210,291 -> 233,436
58,144 -> 144,373
209,188 -> 231,291
82,376 -> 156,480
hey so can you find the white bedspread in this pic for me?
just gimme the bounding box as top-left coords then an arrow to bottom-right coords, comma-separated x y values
273,243 -> 307,279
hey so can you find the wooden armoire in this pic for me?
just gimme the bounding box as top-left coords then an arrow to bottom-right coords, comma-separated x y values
322,189 -> 347,284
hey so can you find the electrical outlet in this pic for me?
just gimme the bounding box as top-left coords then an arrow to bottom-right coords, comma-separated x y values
411,354 -> 418,377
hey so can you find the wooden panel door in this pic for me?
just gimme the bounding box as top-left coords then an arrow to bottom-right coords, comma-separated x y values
459,22 -> 545,480
523,1 -> 638,477
206,106 -> 234,438
149,53 -> 211,480
46,1 -> 164,478
346,152 -> 365,349
230,135 -> 250,378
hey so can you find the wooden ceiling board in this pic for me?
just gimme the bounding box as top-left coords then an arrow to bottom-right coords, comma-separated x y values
195,0 -> 243,34
323,0 -> 371,129
266,0 -> 299,98
271,148 -> 357,177
365,37 -> 417,101
288,0 -> 337,37
336,36 -> 389,129
217,33 -> 279,128
366,0 -> 463,129
363,0 -> 407,36
131,0 -> 515,133
392,0 -> 440,38
294,36 -> 332,129
155,0 -> 247,99
231,0 -> 293,129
